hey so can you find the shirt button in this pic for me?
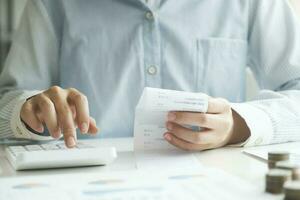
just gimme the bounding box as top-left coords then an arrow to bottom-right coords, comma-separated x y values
255,137 -> 263,145
145,11 -> 154,20
147,65 -> 157,75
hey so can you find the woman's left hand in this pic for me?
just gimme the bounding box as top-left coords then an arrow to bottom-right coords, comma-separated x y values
164,97 -> 250,151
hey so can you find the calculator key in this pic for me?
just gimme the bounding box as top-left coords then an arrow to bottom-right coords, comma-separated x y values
41,144 -> 60,150
25,145 -> 43,151
56,143 -> 68,149
9,146 -> 26,153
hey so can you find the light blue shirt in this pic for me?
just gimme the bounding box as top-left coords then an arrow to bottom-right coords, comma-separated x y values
0,0 -> 300,146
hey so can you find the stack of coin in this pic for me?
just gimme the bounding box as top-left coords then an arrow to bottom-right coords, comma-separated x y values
268,151 -> 290,169
276,161 -> 300,180
284,181 -> 300,200
266,169 -> 292,194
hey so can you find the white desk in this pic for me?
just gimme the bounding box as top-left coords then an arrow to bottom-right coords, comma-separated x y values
0,138 -> 298,199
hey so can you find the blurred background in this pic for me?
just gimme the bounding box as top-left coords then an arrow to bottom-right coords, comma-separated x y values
0,0 -> 299,99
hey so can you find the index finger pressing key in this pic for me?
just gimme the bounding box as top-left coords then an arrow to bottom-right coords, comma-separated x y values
57,104 -> 77,148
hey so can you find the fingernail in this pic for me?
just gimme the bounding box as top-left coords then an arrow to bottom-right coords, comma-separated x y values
53,131 -> 60,139
164,133 -> 171,141
67,137 -> 76,147
166,123 -> 173,131
36,126 -> 44,133
168,112 -> 176,121
81,122 -> 88,133
92,127 -> 99,134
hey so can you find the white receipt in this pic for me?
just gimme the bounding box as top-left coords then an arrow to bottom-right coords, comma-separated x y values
134,87 -> 208,150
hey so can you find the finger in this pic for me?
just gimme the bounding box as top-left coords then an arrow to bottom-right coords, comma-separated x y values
88,117 -> 98,134
164,132 -> 212,151
20,101 -> 44,133
70,104 -> 77,120
68,89 -> 89,134
166,122 -> 217,144
207,98 -> 230,114
55,101 -> 77,148
167,112 -> 222,128
35,95 -> 60,138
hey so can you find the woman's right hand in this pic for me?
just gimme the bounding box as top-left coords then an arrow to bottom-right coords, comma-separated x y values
20,86 -> 98,148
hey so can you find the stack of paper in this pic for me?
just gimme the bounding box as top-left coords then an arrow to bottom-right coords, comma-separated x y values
133,87 -> 209,170
134,87 -> 208,150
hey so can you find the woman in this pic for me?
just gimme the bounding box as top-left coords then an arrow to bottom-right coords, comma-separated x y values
0,0 -> 299,150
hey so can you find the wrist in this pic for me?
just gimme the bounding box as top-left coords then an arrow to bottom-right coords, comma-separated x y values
227,109 -> 250,145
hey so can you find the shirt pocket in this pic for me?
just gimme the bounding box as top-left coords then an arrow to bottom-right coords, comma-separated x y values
197,38 -> 248,102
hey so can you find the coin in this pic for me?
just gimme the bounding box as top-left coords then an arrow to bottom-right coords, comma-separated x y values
284,181 -> 300,200
276,161 -> 300,180
266,169 -> 292,194
269,160 -> 277,169
268,151 -> 290,169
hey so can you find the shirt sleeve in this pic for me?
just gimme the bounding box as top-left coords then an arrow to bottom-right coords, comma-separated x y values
232,0 -> 300,147
0,0 -> 58,140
